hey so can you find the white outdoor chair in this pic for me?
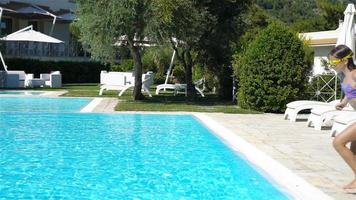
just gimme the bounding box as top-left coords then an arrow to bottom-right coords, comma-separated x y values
330,112 -> 356,137
155,78 -> 205,97
99,71 -> 154,97
284,99 -> 340,122
25,73 -> 46,88
5,71 -> 26,88
306,104 -> 354,130
40,71 -> 62,88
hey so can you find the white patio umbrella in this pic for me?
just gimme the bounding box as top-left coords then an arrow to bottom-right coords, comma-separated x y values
0,25 -> 64,71
2,25 -> 64,43
336,3 -> 356,61
334,3 -> 356,97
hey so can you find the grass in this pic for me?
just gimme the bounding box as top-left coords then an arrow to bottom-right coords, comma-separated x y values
116,95 -> 260,113
32,83 -> 261,114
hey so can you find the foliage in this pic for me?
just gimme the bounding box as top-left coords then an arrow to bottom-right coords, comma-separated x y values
256,0 -> 352,27
6,59 -> 109,83
195,0 -> 252,100
316,0 -> 345,30
150,0 -> 213,98
141,46 -> 173,84
256,0 -> 352,32
234,22 -> 312,112
236,4 -> 272,52
171,64 -> 185,83
75,0 -> 154,100
255,0 -> 318,24
111,59 -> 134,72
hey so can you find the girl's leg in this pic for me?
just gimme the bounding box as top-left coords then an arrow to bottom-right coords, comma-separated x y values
333,122 -> 356,189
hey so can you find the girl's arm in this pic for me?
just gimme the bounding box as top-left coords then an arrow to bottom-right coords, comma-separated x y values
335,96 -> 349,110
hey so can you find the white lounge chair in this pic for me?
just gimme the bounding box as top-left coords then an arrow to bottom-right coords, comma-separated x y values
99,71 -> 154,97
40,71 -> 62,88
330,112 -> 356,137
284,99 -> 340,122
154,47 -> 205,97
4,70 -> 26,88
155,78 -> 205,97
307,104 -> 354,130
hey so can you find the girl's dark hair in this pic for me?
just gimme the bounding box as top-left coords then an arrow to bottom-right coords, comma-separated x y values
329,44 -> 356,71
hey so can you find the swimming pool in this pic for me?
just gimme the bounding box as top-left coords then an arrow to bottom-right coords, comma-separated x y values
0,97 -> 91,112
0,97 -> 291,199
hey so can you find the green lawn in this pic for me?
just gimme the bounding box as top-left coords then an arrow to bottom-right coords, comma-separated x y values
34,83 -> 260,114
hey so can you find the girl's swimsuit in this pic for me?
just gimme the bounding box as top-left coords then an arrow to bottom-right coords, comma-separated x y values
342,83 -> 356,99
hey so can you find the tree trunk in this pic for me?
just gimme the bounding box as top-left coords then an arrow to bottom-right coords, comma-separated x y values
129,45 -> 144,100
169,39 -> 196,99
184,49 -> 196,99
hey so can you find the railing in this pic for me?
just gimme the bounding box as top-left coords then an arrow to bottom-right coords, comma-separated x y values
1,41 -> 91,61
308,73 -> 339,102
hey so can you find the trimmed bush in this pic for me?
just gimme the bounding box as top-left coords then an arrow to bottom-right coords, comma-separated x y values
6,58 -> 109,83
111,59 -> 134,72
142,47 -> 173,84
234,22 -> 312,112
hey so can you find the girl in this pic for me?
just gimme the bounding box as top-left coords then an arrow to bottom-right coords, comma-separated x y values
328,44 -> 356,189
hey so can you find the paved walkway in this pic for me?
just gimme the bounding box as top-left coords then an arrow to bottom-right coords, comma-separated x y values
205,113 -> 355,200
92,99 -> 354,199
92,98 -> 118,112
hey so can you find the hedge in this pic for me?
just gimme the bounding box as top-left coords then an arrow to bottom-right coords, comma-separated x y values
234,22 -> 312,112
5,58 -> 109,83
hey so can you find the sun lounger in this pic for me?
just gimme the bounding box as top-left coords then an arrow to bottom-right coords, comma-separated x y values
99,71 -> 154,97
284,99 -> 340,122
40,71 -> 62,88
4,70 -> 26,88
307,104 -> 354,130
330,112 -> 356,137
155,78 -> 205,97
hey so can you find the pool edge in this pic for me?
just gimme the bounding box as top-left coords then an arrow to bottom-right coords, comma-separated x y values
193,113 -> 333,200
80,98 -> 104,112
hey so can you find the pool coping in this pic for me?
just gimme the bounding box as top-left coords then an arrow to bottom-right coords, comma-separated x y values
80,98 -> 104,112
193,113 -> 333,200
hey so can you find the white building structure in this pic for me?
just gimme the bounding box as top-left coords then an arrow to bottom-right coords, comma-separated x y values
300,23 -> 356,76
299,24 -> 351,102
0,0 -> 89,60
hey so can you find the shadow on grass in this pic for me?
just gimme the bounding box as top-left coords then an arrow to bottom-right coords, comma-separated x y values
138,94 -> 233,106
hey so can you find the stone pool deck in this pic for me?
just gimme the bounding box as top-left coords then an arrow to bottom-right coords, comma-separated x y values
92,98 -> 354,200
204,113 -> 354,200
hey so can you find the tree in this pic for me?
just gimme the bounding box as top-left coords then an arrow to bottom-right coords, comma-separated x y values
75,0 -> 152,100
152,0 -> 251,99
197,0 -> 252,100
151,0 -> 212,99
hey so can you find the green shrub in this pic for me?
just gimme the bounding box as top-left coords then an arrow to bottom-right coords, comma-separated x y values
110,59 -> 134,72
234,22 -> 312,112
6,58 -> 109,83
171,64 -> 185,83
142,47 -> 173,84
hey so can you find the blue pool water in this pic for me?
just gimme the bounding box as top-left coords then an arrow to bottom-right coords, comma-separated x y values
0,97 -> 91,112
0,97 -> 290,199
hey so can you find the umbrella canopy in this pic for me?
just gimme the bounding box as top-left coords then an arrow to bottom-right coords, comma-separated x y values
1,25 -> 63,43
336,4 -> 356,58
336,3 -> 356,81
